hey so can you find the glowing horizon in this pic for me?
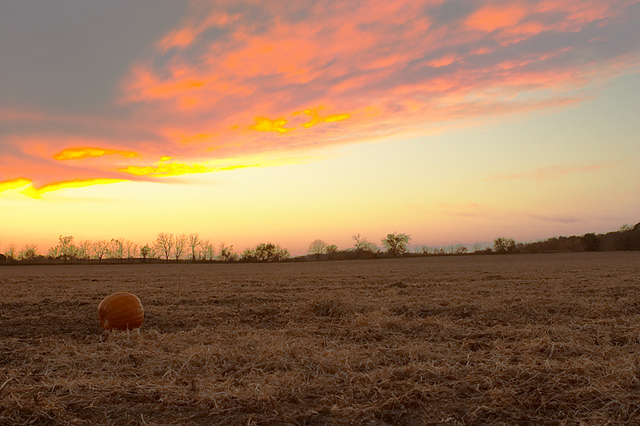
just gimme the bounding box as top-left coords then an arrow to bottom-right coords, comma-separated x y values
1,0 -> 639,255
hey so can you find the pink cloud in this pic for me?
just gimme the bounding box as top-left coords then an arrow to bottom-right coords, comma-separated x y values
466,4 -> 529,32
157,10 -> 240,52
2,0 -> 639,193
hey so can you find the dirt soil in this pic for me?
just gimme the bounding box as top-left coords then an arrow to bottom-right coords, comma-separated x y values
1,252 -> 640,425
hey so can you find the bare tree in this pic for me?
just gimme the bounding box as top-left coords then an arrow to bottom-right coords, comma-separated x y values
20,244 -> 38,261
154,232 -> 174,261
92,240 -> 109,261
198,239 -> 207,260
274,245 -> 290,261
199,239 -> 215,261
352,233 -> 375,252
140,244 -> 152,262
206,242 -> 216,260
5,243 -> 17,260
123,239 -> 136,260
174,234 -> 188,261
188,233 -> 201,262
56,235 -> 75,262
77,240 -> 92,261
218,243 -> 237,262
241,247 -> 257,262
47,246 -> 60,259
108,238 -> 124,260
308,239 -> 329,259
381,232 -> 411,257
454,244 -> 468,254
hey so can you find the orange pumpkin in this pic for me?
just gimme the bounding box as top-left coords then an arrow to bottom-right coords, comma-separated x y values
98,292 -> 144,331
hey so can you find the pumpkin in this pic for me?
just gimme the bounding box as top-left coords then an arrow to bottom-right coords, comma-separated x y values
98,292 -> 144,331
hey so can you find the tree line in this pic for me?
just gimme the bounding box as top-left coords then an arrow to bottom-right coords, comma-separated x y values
486,223 -> 640,254
1,223 -> 638,264
0,232 -> 410,264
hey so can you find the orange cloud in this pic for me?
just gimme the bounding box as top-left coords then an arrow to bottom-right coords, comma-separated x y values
251,117 -> 291,133
0,178 -> 126,199
426,54 -> 458,68
121,0 -> 631,141
180,133 -> 214,144
2,0 -> 638,198
466,4 -> 528,32
157,11 -> 239,52
53,147 -> 140,161
158,27 -> 199,52
121,66 -> 233,107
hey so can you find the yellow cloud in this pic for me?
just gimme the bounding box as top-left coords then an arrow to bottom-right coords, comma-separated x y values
247,109 -> 351,133
1,177 -> 128,199
301,109 -> 321,128
251,117 -> 291,133
23,179 -> 125,199
53,147 -> 140,161
297,108 -> 351,128
0,178 -> 32,193
119,159 -> 254,178
120,162 -> 210,177
325,113 -> 350,123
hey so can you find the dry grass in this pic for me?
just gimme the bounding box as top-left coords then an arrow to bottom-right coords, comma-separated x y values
1,252 -> 640,425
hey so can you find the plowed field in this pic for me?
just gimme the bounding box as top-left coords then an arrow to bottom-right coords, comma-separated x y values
1,252 -> 640,425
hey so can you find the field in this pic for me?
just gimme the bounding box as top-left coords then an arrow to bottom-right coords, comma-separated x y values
1,252 -> 640,425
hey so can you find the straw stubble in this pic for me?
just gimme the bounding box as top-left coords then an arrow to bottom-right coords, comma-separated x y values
1,252 -> 639,425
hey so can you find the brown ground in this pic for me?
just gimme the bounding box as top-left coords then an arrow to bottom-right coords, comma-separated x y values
1,252 -> 640,425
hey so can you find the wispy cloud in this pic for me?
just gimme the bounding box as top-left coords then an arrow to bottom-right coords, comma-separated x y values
0,178 -> 126,199
0,178 -> 32,193
2,0 -> 639,196
118,157 -> 253,178
486,163 -> 617,182
409,202 -> 493,219
53,147 -> 140,161
527,214 -> 581,224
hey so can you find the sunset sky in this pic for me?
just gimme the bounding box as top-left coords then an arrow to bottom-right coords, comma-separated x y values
1,0 -> 639,256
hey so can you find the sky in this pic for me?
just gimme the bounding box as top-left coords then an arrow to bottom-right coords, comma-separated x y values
1,0 -> 639,256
